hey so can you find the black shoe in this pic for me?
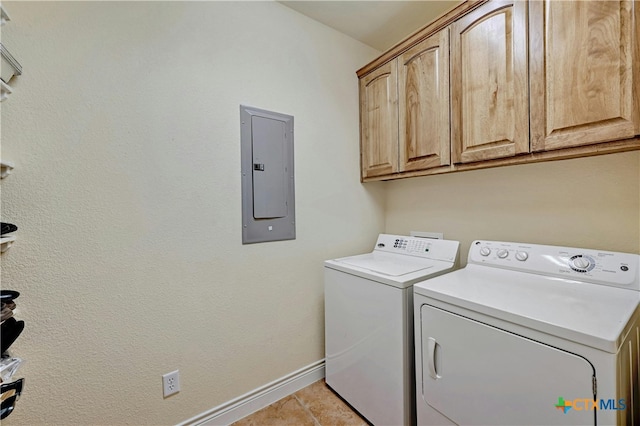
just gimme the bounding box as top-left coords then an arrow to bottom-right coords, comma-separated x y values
0,318 -> 24,353
0,223 -> 17,235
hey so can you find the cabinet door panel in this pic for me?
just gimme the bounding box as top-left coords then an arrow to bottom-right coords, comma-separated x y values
398,29 -> 450,172
360,61 -> 398,179
452,0 -> 529,163
530,0 -> 639,151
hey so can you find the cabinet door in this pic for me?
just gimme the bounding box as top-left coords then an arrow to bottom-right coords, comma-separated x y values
530,1 -> 639,152
451,0 -> 529,164
360,61 -> 399,179
398,28 -> 450,172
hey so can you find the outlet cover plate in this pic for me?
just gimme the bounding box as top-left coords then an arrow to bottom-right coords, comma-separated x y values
163,370 -> 180,397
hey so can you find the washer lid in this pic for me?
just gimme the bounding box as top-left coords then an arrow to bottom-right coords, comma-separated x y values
414,264 -> 640,353
336,252 -> 433,276
326,252 -> 454,289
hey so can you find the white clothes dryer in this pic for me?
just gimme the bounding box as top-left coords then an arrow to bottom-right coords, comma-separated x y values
325,234 -> 459,426
414,240 -> 640,425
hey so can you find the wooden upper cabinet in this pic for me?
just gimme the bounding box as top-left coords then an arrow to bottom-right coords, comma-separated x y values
360,60 -> 399,179
530,0 -> 640,152
451,0 -> 529,164
398,28 -> 451,173
357,0 -> 640,181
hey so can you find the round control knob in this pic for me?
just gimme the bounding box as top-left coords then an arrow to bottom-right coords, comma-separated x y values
572,257 -> 591,270
497,249 -> 509,259
479,247 -> 491,256
515,251 -> 529,261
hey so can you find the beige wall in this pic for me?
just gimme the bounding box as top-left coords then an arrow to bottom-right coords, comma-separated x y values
3,2 -> 640,425
385,151 -> 640,265
1,2 -> 383,424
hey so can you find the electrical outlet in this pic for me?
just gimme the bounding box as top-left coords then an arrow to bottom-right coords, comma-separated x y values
162,370 -> 180,397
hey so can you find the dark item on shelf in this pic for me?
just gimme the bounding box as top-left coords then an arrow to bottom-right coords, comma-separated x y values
0,290 -> 19,302
0,223 -> 17,235
0,318 -> 24,353
0,303 -> 14,322
0,378 -> 24,420
1,301 -> 16,311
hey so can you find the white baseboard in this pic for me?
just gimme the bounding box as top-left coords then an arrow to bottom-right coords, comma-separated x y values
178,359 -> 325,426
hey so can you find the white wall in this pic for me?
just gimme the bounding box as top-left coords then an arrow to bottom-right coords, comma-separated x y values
385,151 -> 640,264
0,2 -> 383,424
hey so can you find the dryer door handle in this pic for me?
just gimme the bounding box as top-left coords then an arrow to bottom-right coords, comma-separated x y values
427,337 -> 441,379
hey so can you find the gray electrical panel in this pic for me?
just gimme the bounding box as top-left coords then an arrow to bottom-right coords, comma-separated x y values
240,105 -> 295,244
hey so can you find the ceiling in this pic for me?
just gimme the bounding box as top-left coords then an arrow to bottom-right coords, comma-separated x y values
279,1 -> 461,51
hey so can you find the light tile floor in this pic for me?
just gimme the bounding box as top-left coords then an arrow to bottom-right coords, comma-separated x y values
232,380 -> 370,426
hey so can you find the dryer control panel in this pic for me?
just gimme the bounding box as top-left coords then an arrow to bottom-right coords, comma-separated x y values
374,234 -> 459,263
469,240 -> 640,291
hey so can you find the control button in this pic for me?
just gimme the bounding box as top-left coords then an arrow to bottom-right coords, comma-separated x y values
497,249 -> 509,259
479,247 -> 491,256
377,243 -> 385,248
621,265 -> 629,272
572,257 -> 590,269
569,255 -> 594,272
515,251 -> 529,261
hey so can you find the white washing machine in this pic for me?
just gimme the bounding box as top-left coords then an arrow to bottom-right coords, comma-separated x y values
414,240 -> 640,425
325,234 -> 460,426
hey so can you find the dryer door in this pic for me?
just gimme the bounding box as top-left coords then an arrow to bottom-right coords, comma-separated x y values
420,305 -> 595,425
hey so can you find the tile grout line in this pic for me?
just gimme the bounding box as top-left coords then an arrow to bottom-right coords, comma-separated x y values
292,393 -> 322,426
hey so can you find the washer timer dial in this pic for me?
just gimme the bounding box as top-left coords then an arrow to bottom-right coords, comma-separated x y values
569,254 -> 595,273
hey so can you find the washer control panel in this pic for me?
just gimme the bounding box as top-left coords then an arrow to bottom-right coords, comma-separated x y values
374,234 -> 459,263
469,240 -> 640,290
